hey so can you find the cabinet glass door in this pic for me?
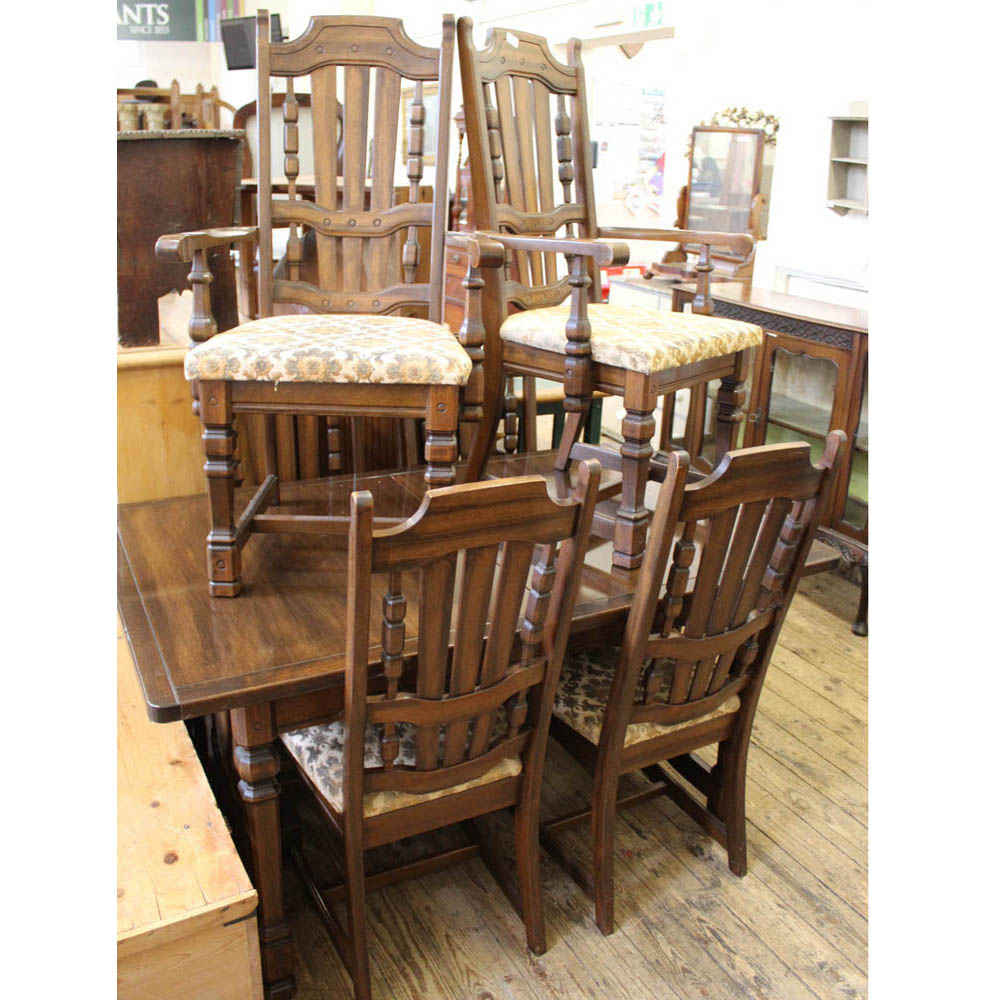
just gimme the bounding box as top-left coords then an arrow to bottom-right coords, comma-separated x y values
841,366 -> 868,532
761,348 -> 839,464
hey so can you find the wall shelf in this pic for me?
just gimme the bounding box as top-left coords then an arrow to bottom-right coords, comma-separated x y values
827,115 -> 868,215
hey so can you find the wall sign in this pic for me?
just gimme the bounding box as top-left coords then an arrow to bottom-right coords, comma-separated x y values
631,2 -> 665,30
118,2 -> 255,42
117,2 -> 197,40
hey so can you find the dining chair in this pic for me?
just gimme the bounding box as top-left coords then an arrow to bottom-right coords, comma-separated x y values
280,464 -> 600,1000
454,20 -> 764,570
541,431 -> 846,934
155,13 -> 493,596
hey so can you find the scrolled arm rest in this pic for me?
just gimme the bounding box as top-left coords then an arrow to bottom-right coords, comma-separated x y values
598,226 -> 753,257
445,231 -> 505,269
154,227 -> 257,344
481,231 -> 630,268
155,226 -> 258,263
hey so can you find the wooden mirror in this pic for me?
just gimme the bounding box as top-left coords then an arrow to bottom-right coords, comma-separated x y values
647,125 -> 768,282
684,126 -> 765,258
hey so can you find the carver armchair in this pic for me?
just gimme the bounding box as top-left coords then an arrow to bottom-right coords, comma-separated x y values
455,20 -> 764,569
156,12 -> 495,596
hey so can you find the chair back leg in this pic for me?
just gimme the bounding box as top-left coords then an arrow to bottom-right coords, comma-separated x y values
343,831 -> 372,1000
590,761 -> 620,935
719,737 -> 749,877
514,801 -> 547,954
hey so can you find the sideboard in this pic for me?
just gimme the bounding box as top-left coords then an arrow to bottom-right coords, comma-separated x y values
671,281 -> 868,634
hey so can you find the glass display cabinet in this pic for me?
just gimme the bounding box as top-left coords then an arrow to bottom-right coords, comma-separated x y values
671,281 -> 868,633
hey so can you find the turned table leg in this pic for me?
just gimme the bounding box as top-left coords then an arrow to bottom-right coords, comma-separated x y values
231,703 -> 296,1000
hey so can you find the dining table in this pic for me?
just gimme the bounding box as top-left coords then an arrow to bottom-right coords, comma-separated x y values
117,453 -> 641,1000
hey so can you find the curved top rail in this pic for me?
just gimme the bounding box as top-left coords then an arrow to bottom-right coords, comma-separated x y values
470,21 -> 577,92
270,15 -> 448,79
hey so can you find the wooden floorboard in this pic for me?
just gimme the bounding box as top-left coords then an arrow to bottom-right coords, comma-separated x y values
283,571 -> 867,999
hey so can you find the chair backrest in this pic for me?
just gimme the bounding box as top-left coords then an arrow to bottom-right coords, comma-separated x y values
457,19 -> 601,314
601,432 -> 846,751
234,93 -> 341,181
254,11 -> 454,322
342,467 -> 599,812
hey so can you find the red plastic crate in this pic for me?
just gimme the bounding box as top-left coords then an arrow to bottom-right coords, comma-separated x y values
601,265 -> 646,302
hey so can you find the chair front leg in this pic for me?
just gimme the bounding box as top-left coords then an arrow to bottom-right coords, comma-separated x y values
555,254 -> 594,471
199,380 -> 243,596
713,350 -> 751,465
613,374 -> 657,570
503,377 -> 519,454
423,385 -> 459,487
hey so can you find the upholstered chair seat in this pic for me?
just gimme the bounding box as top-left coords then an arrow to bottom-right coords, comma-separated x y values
553,643 -> 741,748
281,716 -> 521,818
500,302 -> 762,375
184,313 -> 473,385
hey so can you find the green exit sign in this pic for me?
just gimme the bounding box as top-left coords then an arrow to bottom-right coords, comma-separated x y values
632,2 -> 665,30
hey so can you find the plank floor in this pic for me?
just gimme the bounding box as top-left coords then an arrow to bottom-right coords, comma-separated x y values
284,571 -> 867,1000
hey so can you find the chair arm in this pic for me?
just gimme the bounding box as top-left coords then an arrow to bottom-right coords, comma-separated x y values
480,231 -> 630,268
445,232 -> 505,269
597,226 -> 753,257
155,226 -> 258,263
154,227 -> 257,343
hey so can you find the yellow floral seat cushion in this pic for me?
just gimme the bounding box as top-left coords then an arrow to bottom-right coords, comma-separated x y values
280,717 -> 521,819
500,302 -> 762,375
553,644 -> 741,748
184,313 -> 473,385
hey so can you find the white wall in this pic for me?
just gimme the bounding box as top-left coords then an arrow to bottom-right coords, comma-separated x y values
118,0 -> 870,304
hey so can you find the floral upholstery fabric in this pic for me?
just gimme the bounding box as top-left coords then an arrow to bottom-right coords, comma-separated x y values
280,716 -> 521,818
500,302 -> 762,375
553,643 -> 741,748
184,313 -> 473,385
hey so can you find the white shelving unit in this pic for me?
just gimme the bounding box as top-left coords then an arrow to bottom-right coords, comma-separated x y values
827,115 -> 868,215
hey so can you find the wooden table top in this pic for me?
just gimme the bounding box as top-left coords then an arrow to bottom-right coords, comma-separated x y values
118,455 -> 638,723
673,280 -> 868,334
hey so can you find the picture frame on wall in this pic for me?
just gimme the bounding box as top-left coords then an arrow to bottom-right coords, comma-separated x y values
399,84 -> 439,167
